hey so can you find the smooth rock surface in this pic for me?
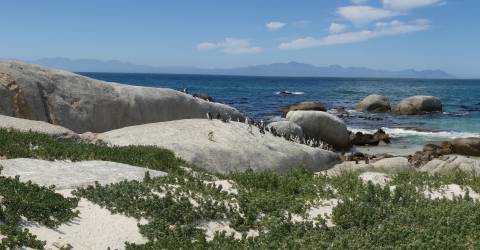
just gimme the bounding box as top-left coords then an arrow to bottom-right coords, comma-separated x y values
0,61 -> 243,133
0,114 -> 77,137
394,95 -> 442,115
420,155 -> 480,176
372,157 -> 413,172
323,157 -> 414,176
267,121 -> 304,139
98,119 -> 341,174
280,101 -> 326,113
355,94 -> 391,112
0,158 -> 166,189
286,111 -> 350,148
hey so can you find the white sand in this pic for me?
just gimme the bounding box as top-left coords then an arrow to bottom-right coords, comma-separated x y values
291,199 -> 339,227
356,144 -> 422,157
23,189 -> 148,250
358,172 -> 392,186
424,184 -> 480,200
204,180 -> 238,195
0,158 -> 167,249
197,220 -> 259,241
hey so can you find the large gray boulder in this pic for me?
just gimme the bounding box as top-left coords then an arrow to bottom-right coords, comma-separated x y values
267,121 -> 304,139
0,114 -> 77,137
394,95 -> 442,115
0,61 -> 243,133
97,119 -> 341,174
286,111 -> 350,149
321,157 -> 414,176
420,155 -> 480,176
355,94 -> 391,112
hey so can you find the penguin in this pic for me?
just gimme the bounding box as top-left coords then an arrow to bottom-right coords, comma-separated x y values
206,112 -> 213,120
259,127 -> 265,134
183,88 -> 189,94
216,113 -> 221,120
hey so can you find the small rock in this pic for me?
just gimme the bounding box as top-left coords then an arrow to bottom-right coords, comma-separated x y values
355,94 -> 391,112
280,101 -> 326,113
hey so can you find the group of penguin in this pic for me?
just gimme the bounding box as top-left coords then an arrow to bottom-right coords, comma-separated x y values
205,112 -> 333,151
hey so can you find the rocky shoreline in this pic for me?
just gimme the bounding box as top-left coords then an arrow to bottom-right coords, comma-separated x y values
0,61 -> 478,175
1,61 -> 480,249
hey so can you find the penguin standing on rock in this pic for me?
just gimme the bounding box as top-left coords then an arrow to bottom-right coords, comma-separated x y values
206,112 -> 213,120
216,113 -> 221,120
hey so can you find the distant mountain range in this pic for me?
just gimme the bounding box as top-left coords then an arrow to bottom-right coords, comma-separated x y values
23,58 -> 453,79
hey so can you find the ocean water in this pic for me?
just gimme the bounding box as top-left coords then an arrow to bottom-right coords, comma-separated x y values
80,73 -> 480,147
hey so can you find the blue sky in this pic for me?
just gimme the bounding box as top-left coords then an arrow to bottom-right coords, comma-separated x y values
0,0 -> 479,77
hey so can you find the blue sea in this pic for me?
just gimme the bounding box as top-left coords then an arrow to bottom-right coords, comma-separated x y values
80,73 -> 480,148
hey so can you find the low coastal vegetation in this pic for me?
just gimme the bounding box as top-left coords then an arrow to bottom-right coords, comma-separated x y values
1,128 -> 480,249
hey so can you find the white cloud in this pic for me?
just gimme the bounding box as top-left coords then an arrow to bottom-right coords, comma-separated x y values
329,23 -> 348,33
266,21 -> 286,31
381,0 -> 445,10
197,38 -> 262,55
350,0 -> 369,4
337,5 -> 399,25
293,20 -> 310,28
278,19 -> 429,50
196,42 -> 217,51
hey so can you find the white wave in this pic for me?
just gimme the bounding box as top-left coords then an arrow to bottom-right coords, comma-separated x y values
349,127 -> 480,140
275,91 -> 305,95
267,116 -> 285,122
328,109 -> 361,114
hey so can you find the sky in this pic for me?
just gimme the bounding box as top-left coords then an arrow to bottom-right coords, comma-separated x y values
0,0 -> 479,78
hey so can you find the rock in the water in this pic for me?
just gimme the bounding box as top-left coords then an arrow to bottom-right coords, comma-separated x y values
192,93 -> 214,102
394,95 -> 442,115
286,111 -> 350,149
266,121 -> 304,140
420,155 -> 480,176
0,61 -> 243,133
280,101 -> 326,113
355,94 -> 391,112
410,142 -> 453,167
98,119 -> 341,174
449,137 -> 480,157
410,138 -> 480,167
350,129 -> 390,146
0,114 -> 77,138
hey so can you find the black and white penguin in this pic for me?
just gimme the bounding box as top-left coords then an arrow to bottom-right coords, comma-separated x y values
206,112 -> 213,120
